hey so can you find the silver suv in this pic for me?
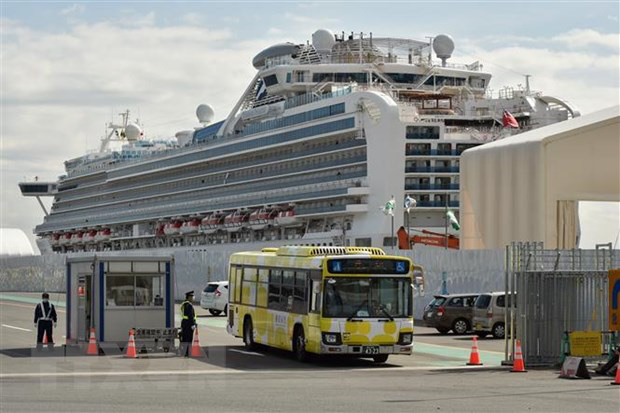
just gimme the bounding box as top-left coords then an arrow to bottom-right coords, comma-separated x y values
472,292 -> 515,339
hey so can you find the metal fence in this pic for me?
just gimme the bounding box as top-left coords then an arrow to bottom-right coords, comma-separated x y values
506,242 -> 619,366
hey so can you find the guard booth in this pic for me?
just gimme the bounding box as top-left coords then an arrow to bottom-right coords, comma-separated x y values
66,255 -> 175,349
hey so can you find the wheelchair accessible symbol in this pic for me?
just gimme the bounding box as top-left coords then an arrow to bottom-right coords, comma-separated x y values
396,261 -> 406,273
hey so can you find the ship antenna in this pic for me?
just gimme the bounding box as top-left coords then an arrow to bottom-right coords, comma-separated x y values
524,74 -> 531,95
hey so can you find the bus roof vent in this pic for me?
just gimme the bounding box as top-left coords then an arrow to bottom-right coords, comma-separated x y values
277,246 -> 349,257
276,246 -> 386,257
345,247 -> 386,256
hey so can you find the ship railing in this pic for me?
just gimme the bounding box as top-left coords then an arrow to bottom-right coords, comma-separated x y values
57,140 -> 367,201
57,155 -> 367,210
40,174 -> 368,228
38,177 -> 369,232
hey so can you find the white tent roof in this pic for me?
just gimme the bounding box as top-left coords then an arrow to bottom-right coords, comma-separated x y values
460,105 -> 620,250
0,228 -> 36,257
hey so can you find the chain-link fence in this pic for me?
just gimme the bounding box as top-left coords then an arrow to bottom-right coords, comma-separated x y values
506,242 -> 619,366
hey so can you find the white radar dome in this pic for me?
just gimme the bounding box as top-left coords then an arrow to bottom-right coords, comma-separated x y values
196,104 -> 214,124
124,123 -> 142,141
433,34 -> 455,66
312,29 -> 336,52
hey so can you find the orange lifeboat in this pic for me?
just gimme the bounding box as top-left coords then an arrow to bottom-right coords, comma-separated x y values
59,233 -> 72,245
274,209 -> 301,227
163,221 -> 182,236
51,233 -> 61,245
83,229 -> 97,243
95,228 -> 111,241
200,214 -> 221,234
249,209 -> 276,230
71,231 -> 84,244
180,218 -> 201,234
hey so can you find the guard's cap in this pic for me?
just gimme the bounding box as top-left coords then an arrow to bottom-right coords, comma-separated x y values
185,290 -> 195,297
42,293 -> 50,299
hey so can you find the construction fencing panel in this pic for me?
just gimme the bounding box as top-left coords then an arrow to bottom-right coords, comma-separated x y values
1,245 -> 507,317
507,242 -> 619,366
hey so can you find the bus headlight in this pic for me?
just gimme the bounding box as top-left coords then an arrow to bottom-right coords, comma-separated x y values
322,332 -> 342,345
398,332 -> 413,345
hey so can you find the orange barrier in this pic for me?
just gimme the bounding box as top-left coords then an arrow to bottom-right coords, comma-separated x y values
86,328 -> 98,356
125,329 -> 137,358
511,340 -> 526,372
190,328 -> 203,357
466,336 -> 483,366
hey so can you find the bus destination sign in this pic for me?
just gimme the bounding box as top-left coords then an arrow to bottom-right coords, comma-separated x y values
327,258 -> 410,275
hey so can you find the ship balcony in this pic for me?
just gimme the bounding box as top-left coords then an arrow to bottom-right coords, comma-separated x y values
411,201 -> 460,209
405,183 -> 459,191
405,149 -> 460,157
404,166 -> 459,174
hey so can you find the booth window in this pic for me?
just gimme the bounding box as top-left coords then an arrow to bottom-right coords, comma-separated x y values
106,275 -> 135,307
106,274 -> 164,307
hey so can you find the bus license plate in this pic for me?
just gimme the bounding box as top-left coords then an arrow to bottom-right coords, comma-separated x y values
363,346 -> 380,355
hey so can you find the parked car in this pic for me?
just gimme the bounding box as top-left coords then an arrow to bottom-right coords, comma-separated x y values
423,293 -> 479,334
472,292 -> 515,339
200,281 -> 228,316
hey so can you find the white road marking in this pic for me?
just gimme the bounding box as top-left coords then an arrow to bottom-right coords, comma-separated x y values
0,365 -> 502,380
2,324 -> 32,332
229,349 -> 265,357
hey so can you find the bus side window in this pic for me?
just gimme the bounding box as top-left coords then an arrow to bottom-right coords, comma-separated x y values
242,267 -> 257,306
310,280 -> 321,313
234,266 -> 242,303
293,271 -> 308,314
268,269 -> 282,310
228,265 -> 235,303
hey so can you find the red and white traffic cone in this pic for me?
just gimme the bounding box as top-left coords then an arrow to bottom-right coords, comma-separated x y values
511,340 -> 527,372
42,330 -> 48,345
611,361 -> 620,385
125,329 -> 137,358
86,328 -> 99,356
190,328 -> 204,357
466,336 -> 483,366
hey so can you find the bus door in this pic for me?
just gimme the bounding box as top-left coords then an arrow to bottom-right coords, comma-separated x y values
308,272 -> 323,348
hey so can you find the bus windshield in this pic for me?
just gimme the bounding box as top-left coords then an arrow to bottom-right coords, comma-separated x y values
322,277 -> 412,319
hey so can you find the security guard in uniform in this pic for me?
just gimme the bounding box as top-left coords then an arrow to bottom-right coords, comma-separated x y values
179,291 -> 197,357
34,293 -> 57,351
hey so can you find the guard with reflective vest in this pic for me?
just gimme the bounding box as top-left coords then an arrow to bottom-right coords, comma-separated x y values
34,293 -> 57,351
179,291 -> 197,357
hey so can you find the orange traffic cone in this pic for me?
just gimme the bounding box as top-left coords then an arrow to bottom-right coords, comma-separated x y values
511,339 -> 526,372
125,329 -> 137,358
42,330 -> 48,345
190,328 -> 203,357
611,361 -> 620,385
86,328 -> 99,356
466,336 -> 483,366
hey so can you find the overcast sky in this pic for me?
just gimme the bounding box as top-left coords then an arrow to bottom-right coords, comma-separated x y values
1,1 -> 619,252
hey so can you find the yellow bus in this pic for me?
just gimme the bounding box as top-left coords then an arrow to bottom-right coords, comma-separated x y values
227,246 -> 422,363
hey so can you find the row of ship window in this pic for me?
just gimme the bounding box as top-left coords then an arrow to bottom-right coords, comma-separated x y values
194,103 -> 345,143
41,181 -> 361,232
57,135 -> 364,203
55,151 -> 367,212
48,168 -> 367,223
108,117 -> 356,180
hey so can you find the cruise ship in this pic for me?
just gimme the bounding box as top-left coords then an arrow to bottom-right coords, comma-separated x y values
20,29 -> 580,253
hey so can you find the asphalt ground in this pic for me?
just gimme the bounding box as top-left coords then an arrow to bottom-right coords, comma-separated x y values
1,293 -> 618,412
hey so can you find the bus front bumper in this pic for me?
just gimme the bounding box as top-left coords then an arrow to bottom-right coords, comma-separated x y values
320,343 -> 413,356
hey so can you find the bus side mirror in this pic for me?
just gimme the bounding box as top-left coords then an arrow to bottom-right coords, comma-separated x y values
412,265 -> 425,297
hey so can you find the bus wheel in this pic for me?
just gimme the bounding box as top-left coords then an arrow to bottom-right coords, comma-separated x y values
373,354 -> 389,363
243,317 -> 255,351
293,326 -> 309,363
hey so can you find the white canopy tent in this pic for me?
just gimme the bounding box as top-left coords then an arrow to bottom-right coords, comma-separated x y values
460,106 -> 620,250
0,228 -> 36,257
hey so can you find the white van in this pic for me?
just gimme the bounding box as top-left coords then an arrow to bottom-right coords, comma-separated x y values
200,281 -> 228,316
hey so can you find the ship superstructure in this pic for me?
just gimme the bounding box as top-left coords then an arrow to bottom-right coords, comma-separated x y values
21,29 -> 579,253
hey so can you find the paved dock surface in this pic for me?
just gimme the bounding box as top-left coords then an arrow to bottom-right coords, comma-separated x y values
1,293 -> 618,412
